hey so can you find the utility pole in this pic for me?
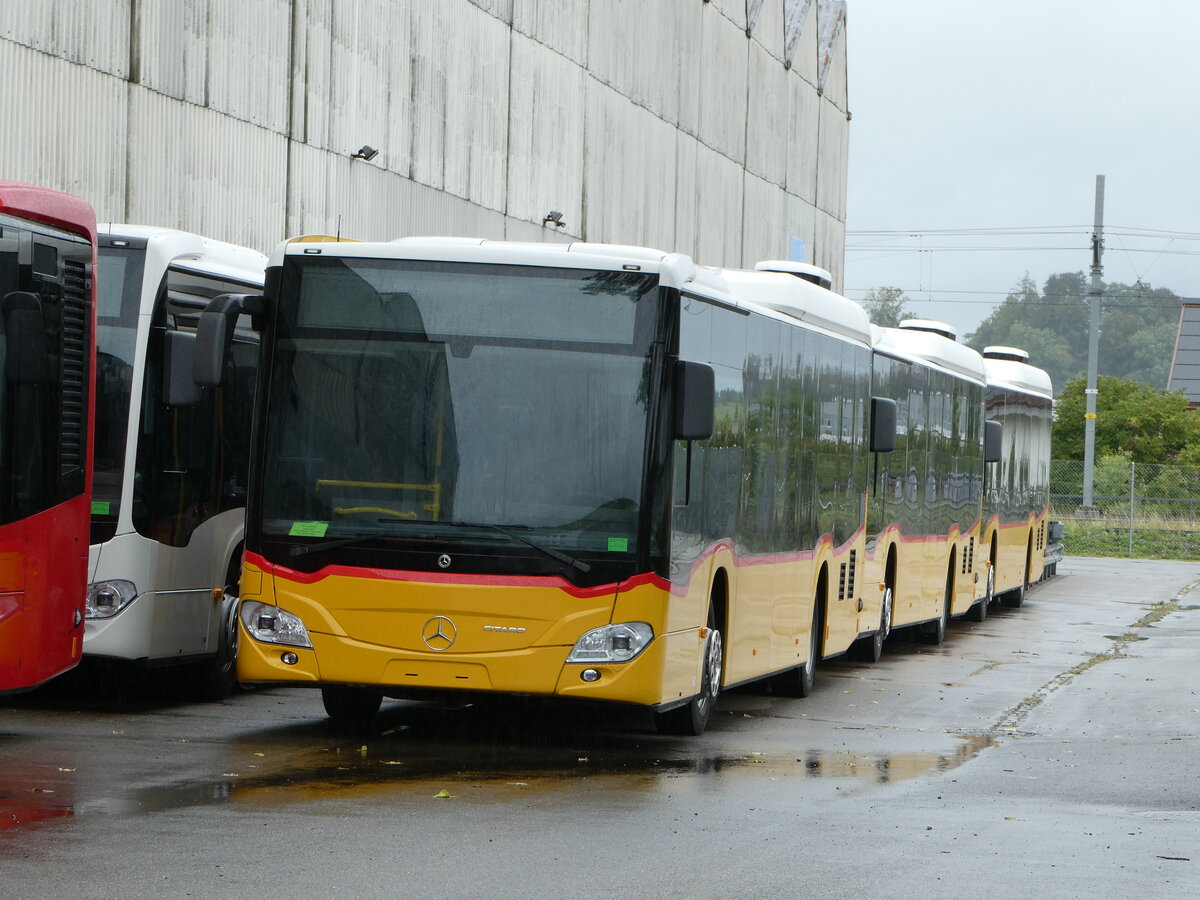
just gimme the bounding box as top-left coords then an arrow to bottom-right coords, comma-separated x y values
1081,175 -> 1104,508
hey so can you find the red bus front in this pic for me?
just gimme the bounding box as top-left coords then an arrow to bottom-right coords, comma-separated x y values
0,182 -> 96,693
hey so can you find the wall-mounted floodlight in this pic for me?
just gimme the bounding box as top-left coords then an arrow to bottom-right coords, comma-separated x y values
351,145 -> 379,162
543,210 -> 565,228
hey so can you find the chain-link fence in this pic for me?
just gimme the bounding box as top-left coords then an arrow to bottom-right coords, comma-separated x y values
1050,458 -> 1200,559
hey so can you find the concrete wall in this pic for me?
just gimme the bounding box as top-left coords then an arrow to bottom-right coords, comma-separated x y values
0,0 -> 850,285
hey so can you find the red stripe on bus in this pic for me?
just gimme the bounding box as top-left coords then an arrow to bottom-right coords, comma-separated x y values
245,551 -> 669,598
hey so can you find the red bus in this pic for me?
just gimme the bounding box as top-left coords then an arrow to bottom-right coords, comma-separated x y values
0,182 -> 96,693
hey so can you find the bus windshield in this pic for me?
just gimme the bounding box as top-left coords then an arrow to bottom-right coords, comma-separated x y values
262,257 -> 660,566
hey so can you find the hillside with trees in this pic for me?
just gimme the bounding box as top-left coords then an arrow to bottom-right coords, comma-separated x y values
965,272 -> 1183,394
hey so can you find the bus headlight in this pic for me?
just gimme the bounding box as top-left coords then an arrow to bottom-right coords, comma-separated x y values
240,601 -> 313,649
85,580 -> 138,619
566,622 -> 653,663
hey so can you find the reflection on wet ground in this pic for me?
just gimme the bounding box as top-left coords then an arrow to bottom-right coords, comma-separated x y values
2,685 -> 999,828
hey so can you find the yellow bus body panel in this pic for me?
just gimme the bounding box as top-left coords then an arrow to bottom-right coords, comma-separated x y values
236,557 -> 705,709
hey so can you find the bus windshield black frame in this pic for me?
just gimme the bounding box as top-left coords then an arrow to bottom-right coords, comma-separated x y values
250,255 -> 665,587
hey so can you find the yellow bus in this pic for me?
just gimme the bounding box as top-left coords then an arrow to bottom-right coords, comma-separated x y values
980,347 -> 1054,607
866,321 -> 998,647
196,239 -> 898,734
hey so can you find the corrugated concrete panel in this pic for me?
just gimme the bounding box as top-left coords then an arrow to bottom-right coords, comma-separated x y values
127,86 -> 286,251
741,171 -> 787,268
816,0 -> 846,97
469,0 -> 514,25
673,134 -> 700,262
813,207 -> 844,291
753,0 -> 786,63
0,39 -> 127,218
0,0 -> 130,78
135,0 -> 209,104
292,0 -> 410,173
691,142 -> 744,268
746,40 -> 788,187
816,97 -> 848,220
506,33 -> 585,231
207,0 -> 291,131
587,0 -> 690,127
583,80 -> 677,254
785,69 -> 820,203
0,0 -> 847,289
287,142 -> 508,243
697,2 -> 748,164
708,0 -> 746,32
410,1 -> 509,211
675,9 -> 704,139
824,19 -> 848,108
784,192 -> 818,264
513,0 -> 588,65
790,0 -> 819,87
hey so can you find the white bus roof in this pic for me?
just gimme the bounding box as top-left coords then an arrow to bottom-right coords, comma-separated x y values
102,224 -> 267,285
275,237 -> 872,345
982,354 -> 1054,400
872,324 -> 987,385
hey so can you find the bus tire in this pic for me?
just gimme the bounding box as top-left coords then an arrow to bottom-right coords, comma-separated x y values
772,598 -> 820,697
1002,537 -> 1032,608
322,686 -> 384,728
967,565 -> 992,623
853,583 -> 892,663
923,562 -> 953,644
655,609 -> 722,736
193,589 -> 240,702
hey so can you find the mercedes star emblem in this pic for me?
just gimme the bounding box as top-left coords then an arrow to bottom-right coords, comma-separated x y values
422,616 -> 457,651
438,554 -> 452,569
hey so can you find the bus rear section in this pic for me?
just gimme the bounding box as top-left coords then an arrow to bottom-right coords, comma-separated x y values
0,182 -> 96,693
83,227 -> 266,698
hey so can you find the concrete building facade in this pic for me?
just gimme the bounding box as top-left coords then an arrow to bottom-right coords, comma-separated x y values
0,0 -> 850,284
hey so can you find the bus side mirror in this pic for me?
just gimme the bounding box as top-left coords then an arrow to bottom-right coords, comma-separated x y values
869,397 -> 897,453
163,331 -> 200,406
194,293 -> 260,387
675,360 -> 715,441
2,291 -> 48,385
985,420 -> 1003,463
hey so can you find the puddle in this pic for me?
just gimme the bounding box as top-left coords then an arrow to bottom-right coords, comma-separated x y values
1,731 -> 997,826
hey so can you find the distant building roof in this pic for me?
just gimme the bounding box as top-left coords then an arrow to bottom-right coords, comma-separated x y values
1167,304 -> 1200,406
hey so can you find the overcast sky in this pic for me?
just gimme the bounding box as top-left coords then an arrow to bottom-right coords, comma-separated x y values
844,0 -> 1200,338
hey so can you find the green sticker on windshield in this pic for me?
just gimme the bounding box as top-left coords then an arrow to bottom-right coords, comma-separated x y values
289,521 -> 329,537
607,537 -> 629,552
91,500 -> 111,515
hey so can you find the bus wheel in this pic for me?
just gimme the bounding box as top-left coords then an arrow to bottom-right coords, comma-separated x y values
967,566 -> 992,622
772,601 -> 819,697
1001,577 -> 1026,609
655,614 -> 722,736
923,566 -> 952,644
854,584 -> 892,663
193,589 -> 240,702
322,686 -> 384,728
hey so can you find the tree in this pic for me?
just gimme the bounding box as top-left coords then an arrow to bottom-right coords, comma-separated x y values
859,286 -> 913,327
967,272 -> 1183,394
1052,374 -> 1200,463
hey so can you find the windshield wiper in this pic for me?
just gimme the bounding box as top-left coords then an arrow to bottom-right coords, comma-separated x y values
288,534 -> 380,558
285,525 -> 510,559
450,521 -> 592,574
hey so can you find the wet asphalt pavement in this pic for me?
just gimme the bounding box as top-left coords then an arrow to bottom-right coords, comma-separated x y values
2,556 -> 1198,899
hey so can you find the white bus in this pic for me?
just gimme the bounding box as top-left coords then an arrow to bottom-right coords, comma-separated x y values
85,226 -> 266,698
